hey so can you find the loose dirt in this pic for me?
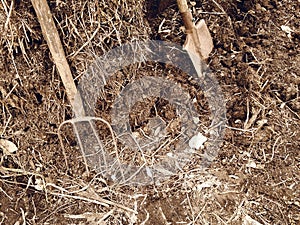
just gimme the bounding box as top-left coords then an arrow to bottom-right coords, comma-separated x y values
0,0 -> 299,224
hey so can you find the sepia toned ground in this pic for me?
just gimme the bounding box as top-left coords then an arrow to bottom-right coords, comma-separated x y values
0,0 -> 299,224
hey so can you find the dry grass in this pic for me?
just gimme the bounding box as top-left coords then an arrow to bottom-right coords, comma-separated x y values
1,0 -> 299,224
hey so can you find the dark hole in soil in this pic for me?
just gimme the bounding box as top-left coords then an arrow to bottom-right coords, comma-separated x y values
34,92 -> 43,104
129,97 -> 177,132
144,0 -> 160,19
237,0 -> 255,12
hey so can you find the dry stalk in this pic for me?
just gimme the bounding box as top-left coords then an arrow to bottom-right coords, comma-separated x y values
0,166 -> 136,214
64,209 -> 115,222
69,22 -> 101,59
48,191 -> 137,213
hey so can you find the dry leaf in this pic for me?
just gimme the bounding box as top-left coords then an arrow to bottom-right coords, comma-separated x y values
242,215 -> 263,225
0,139 -> 18,155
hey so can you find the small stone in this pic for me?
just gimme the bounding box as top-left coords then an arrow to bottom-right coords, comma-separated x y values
188,132 -> 207,149
255,3 -> 262,11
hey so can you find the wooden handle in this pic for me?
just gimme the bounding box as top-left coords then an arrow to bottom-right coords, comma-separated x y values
177,0 -> 189,13
176,0 -> 194,31
31,0 -> 77,104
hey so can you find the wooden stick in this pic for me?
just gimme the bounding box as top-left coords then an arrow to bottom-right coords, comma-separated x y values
31,0 -> 77,104
176,0 -> 204,59
177,0 -> 193,30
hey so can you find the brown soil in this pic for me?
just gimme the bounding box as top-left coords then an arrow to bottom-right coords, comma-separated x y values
0,0 -> 299,224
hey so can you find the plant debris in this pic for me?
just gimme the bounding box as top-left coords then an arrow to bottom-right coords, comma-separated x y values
0,0 -> 299,224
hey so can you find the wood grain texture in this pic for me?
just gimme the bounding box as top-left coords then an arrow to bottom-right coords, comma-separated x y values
31,0 -> 77,104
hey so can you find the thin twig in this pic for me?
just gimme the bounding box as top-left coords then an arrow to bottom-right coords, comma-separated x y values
49,191 -> 137,214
